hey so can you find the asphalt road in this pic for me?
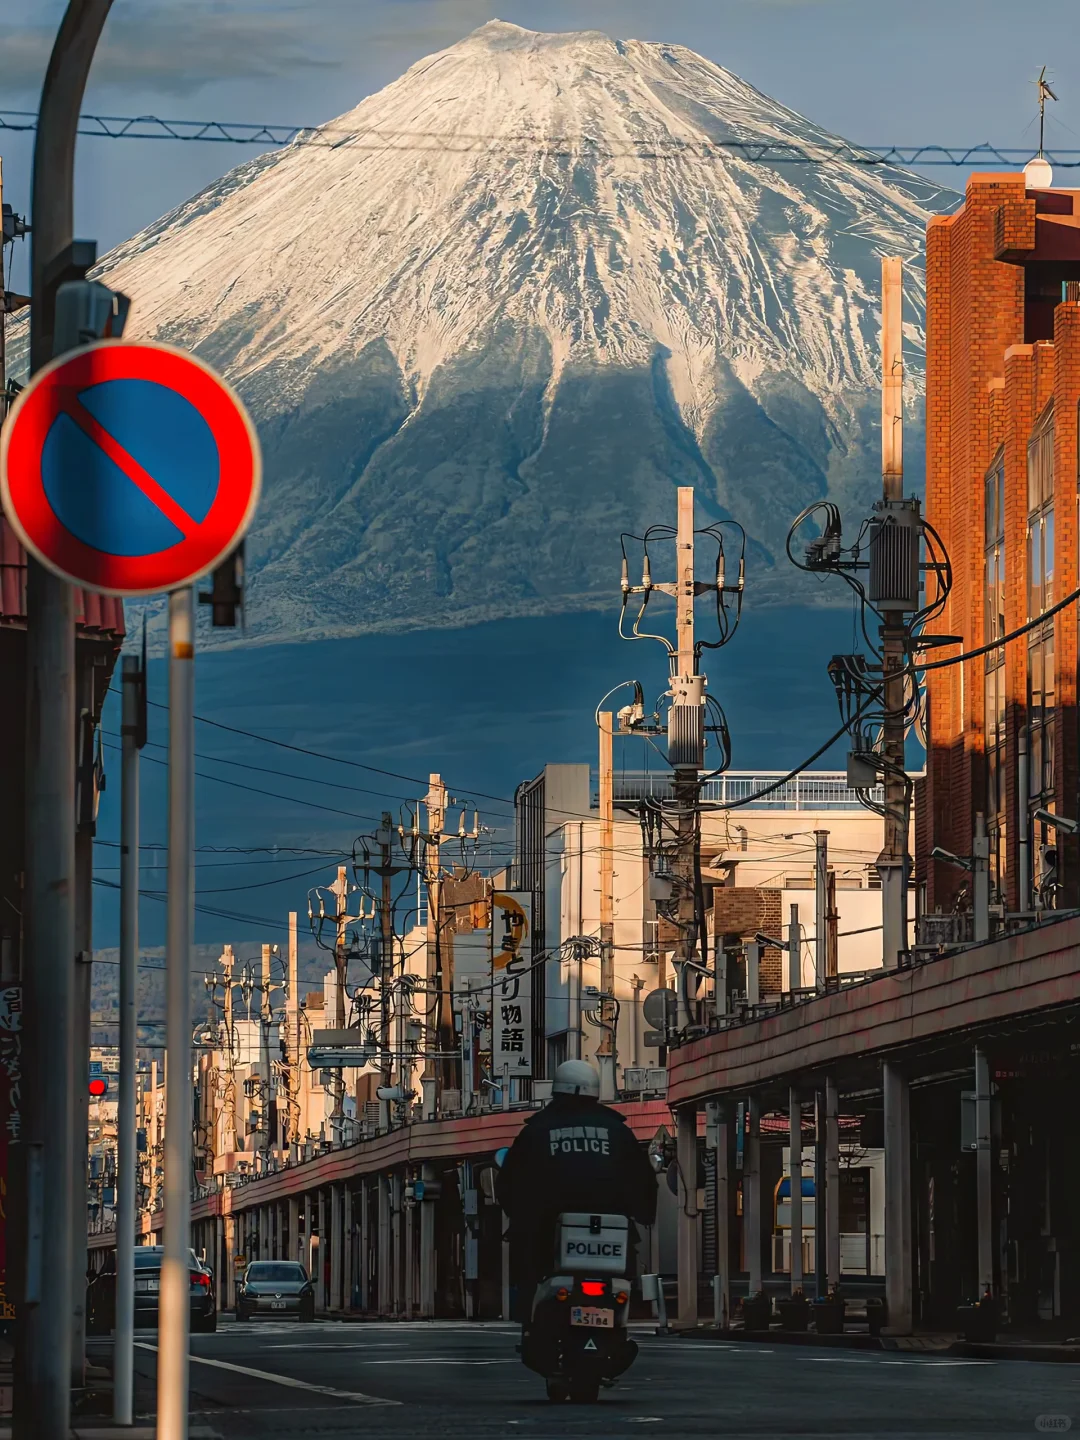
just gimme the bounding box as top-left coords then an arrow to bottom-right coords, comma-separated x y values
95,1318 -> 1080,1440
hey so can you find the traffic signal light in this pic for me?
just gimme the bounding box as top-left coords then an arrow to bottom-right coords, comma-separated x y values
89,1076 -> 107,1098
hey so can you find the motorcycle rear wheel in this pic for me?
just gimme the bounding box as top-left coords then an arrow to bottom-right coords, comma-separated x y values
567,1377 -> 600,1404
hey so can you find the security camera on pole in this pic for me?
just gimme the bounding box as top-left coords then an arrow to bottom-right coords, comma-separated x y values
2,244 -> 261,1440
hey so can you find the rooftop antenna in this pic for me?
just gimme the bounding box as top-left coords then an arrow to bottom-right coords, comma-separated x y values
1025,67 -> 1058,191
1036,65 -> 1058,157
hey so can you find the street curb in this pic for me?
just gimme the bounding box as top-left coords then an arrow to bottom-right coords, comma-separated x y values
679,1327 -> 1080,1363
949,1341 -> 1080,1364
679,1326 -> 885,1350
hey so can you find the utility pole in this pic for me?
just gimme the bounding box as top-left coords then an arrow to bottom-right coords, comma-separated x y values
597,712 -> 616,1101
419,777 -> 478,1104
619,485 -> 743,1052
378,816 -> 395,1132
670,488 -> 705,1030
114,649 -> 144,1425
877,256 -> 913,969
220,947 -> 237,1155
158,585 -> 195,1440
814,831 -> 829,991
287,914 -> 301,1155
258,944 -> 273,1162
329,864 -> 350,1144
15,6 -> 113,1436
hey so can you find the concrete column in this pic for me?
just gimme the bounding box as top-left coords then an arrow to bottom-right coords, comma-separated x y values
317,1189 -> 327,1310
501,1226 -> 511,1323
814,1090 -> 826,1297
302,1193 -> 311,1275
223,1214 -> 236,1310
360,1183 -> 371,1311
746,1096 -> 762,1297
789,1088 -> 803,1293
419,1163 -> 436,1318
262,1204 -> 270,1259
391,1173 -> 403,1316
288,1196 -> 300,1265
404,1185 -> 416,1317
378,1175 -> 392,1315
330,1184 -> 343,1311
676,1104 -> 699,1325
343,1186 -> 354,1310
826,1076 -> 841,1290
883,1062 -> 912,1333
713,1104 -> 730,1328
975,1046 -> 994,1296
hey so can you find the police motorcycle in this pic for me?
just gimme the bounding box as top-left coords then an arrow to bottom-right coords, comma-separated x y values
521,1211 -> 638,1404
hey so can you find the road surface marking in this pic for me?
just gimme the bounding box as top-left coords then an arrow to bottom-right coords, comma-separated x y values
362,1357 -> 518,1366
134,1342 -> 399,1405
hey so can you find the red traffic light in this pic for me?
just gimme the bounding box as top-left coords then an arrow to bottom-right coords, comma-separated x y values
89,1077 -> 107,1097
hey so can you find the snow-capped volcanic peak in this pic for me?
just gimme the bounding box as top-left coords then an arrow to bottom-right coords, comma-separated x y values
74,21 -> 944,642
101,19 -> 931,420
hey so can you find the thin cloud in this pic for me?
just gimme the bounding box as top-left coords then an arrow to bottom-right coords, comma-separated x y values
0,5 -> 339,97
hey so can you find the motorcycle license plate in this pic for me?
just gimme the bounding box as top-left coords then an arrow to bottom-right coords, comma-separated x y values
570,1306 -> 613,1328
270,1301 -> 287,1310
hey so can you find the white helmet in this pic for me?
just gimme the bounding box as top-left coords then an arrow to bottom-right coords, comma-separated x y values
551,1059 -> 600,1098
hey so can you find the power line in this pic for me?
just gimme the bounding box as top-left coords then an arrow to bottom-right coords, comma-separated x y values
0,110 -> 1072,167
100,736 -> 384,825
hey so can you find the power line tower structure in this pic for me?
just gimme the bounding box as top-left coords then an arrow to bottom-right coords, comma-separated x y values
307,865 -> 367,1144
619,485 -> 745,1039
403,776 -> 481,1112
787,258 -> 947,971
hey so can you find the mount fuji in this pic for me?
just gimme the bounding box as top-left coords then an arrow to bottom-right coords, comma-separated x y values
77,18 -> 944,646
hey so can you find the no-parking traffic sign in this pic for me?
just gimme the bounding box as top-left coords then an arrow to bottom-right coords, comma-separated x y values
0,339 -> 261,596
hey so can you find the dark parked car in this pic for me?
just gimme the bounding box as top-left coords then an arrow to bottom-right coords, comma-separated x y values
236,1260 -> 315,1321
87,1246 -> 217,1335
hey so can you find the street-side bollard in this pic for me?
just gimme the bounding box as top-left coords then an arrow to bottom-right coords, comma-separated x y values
641,1273 -> 668,1334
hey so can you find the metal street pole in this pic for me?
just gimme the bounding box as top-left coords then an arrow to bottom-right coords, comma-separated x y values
158,587 -> 195,1440
15,5 -> 113,1437
115,651 -> 143,1424
878,257 -> 910,969
597,711 -> 616,1101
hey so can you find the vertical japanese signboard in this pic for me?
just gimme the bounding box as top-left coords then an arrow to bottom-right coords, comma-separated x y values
0,985 -> 21,1327
491,892 -> 532,1077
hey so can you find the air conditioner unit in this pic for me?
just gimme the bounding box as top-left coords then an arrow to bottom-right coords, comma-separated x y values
645,1068 -> 668,1095
622,1067 -> 647,1093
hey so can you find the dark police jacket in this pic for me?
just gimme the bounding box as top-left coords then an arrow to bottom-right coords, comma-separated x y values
495,1095 -> 657,1251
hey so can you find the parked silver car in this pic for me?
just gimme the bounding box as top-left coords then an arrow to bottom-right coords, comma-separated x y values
236,1260 -> 315,1321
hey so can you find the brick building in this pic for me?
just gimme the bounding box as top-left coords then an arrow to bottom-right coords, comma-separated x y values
921,171 -> 1080,913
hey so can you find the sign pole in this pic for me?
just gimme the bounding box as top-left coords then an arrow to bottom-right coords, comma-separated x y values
15,5 -> 113,1438
115,650 -> 143,1424
158,587 -> 195,1440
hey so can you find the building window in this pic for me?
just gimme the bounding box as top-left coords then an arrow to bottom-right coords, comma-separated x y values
984,450 -> 1006,858
1027,407 -> 1055,621
1027,407 -> 1055,802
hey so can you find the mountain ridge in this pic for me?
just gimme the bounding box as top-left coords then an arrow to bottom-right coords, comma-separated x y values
11,21 -> 952,646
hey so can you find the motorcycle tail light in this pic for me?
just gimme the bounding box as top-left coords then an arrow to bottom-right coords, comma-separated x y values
580,1281 -> 606,1297
556,1287 -> 570,1301
615,1291 -> 629,1305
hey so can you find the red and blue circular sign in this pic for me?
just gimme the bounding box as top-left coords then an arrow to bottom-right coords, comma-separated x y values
0,339 -> 261,596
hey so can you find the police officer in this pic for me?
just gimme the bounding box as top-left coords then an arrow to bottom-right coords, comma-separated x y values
496,1059 -> 657,1324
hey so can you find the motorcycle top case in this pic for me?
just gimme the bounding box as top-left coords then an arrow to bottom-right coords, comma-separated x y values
557,1213 -> 629,1274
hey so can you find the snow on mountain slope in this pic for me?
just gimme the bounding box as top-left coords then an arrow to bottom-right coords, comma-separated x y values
73,22 -> 953,640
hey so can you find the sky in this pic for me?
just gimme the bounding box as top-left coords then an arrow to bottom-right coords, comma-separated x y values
1,0 -> 1079,290
1,0 -> 1076,952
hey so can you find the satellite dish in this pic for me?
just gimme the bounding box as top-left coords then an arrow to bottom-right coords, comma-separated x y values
1024,155 -> 1054,191
642,987 -> 677,1031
